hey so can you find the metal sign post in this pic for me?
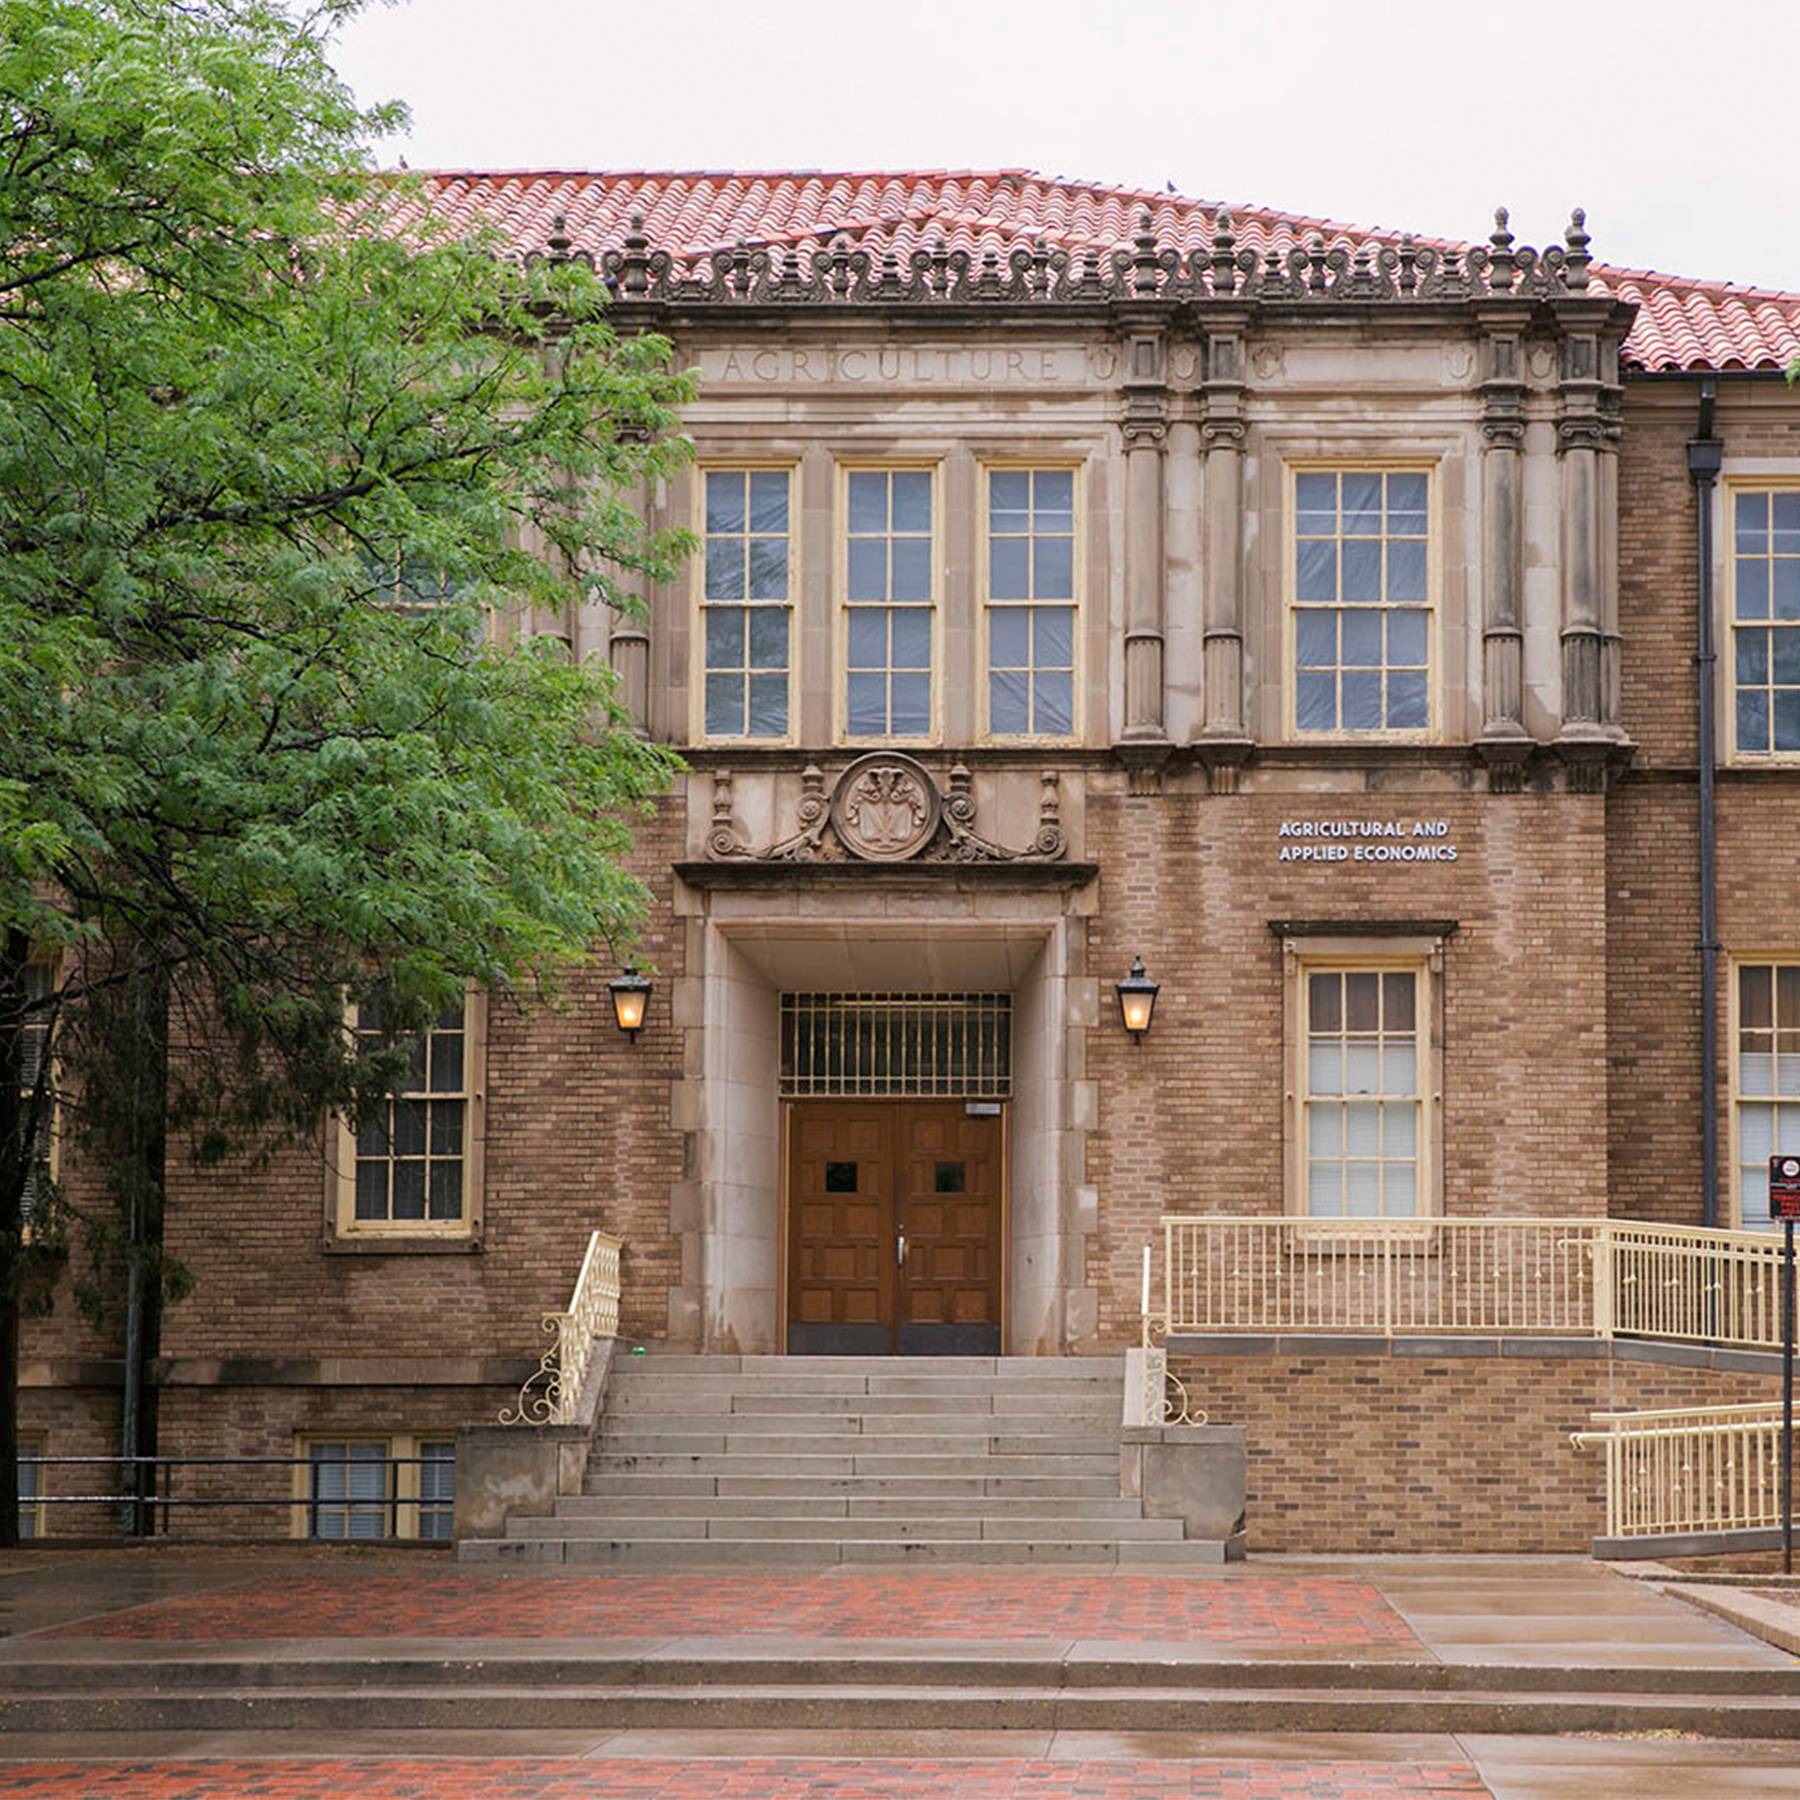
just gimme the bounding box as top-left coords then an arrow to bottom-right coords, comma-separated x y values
1769,1156 -> 1800,1574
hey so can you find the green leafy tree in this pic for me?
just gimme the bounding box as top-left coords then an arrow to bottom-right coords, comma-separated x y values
0,0 -> 694,1545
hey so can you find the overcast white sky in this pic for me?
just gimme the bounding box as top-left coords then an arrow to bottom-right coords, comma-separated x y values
333,0 -> 1800,291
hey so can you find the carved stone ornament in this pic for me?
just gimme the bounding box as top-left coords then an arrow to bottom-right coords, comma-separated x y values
707,756 -> 1067,866
831,755 -> 942,862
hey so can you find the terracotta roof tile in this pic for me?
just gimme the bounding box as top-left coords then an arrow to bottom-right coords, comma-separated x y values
397,170 -> 1800,374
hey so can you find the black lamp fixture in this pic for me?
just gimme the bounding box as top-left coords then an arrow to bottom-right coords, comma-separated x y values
1115,955 -> 1159,1041
608,961 -> 652,1041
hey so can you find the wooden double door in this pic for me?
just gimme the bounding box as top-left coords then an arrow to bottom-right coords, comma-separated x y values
786,1101 -> 1004,1356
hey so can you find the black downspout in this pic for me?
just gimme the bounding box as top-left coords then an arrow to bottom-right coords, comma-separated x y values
1689,379 -> 1722,1229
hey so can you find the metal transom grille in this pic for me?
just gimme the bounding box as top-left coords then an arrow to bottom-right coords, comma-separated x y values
781,993 -> 1011,1098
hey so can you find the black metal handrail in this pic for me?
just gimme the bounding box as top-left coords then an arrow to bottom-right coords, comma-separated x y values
15,1454 -> 453,1541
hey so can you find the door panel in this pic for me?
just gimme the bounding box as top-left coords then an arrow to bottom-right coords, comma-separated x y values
787,1101 -> 1003,1356
786,1107 -> 894,1354
897,1104 -> 1003,1357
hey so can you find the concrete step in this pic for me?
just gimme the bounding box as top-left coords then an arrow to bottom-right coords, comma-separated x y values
614,1355 -> 1125,1378
594,1431 -> 1122,1457
460,1538 -> 1231,1567
553,1493 -> 1149,1519
12,1680 -> 1799,1736
604,1378 -> 1124,1404
587,1453 -> 1120,1478
506,1515 -> 1184,1543
604,1392 -> 1122,1419
580,1473 -> 1122,1498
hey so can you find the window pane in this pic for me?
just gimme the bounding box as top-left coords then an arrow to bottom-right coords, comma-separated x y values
1382,1159 -> 1417,1216
1742,965 -> 1774,1030
706,606 -> 746,670
1776,560 -> 1800,622
1346,974 -> 1380,1032
1035,605 -> 1074,668
1387,671 -> 1428,729
1778,966 -> 1800,1028
1344,1042 -> 1380,1093
429,1099 -> 463,1155
890,538 -> 931,601
989,469 -> 1030,516
428,1033 -> 462,1093
1738,559 -> 1770,619
1297,671 -> 1337,730
1386,473 -> 1428,530
890,674 -> 930,735
1384,973 -> 1416,1031
391,1160 -> 426,1219
1034,671 -> 1073,735
891,472 -> 931,532
1774,491 -> 1800,545
705,472 -> 744,533
705,538 -> 745,601
1341,611 -> 1381,666
1737,491 -> 1768,553
990,537 -> 1030,600
847,672 -> 886,736
1342,473 -> 1382,534
848,472 -> 887,533
746,674 -> 788,737
1743,1048 -> 1776,1097
1345,1161 -> 1381,1217
990,669 -> 1030,734
354,1160 -> 386,1220
1384,1102 -> 1417,1157
1308,1039 -> 1342,1095
1739,688 -> 1771,753
990,608 -> 1029,666
748,471 -> 788,532
1309,974 -> 1342,1032
1309,1104 -> 1342,1155
1387,539 -> 1427,603
1297,610 -> 1335,668
1307,1156 -> 1344,1215
847,539 -> 887,601
1775,691 -> 1800,753
1345,1102 -> 1380,1157
1033,536 -> 1074,599
847,606 -> 887,670
1738,630 -> 1770,685
1341,541 -> 1381,602
1034,469 -> 1073,515
748,607 -> 788,671
747,537 -> 787,601
1773,628 -> 1800,685
1388,608 -> 1428,666
392,1099 -> 426,1157
1342,671 -> 1382,730
890,609 -> 931,668
1382,1043 -> 1417,1095
1297,540 -> 1337,602
705,673 -> 743,736
1295,473 -> 1336,528
428,1159 -> 463,1221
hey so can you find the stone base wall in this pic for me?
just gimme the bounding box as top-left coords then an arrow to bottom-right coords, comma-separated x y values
1171,1343 -> 1778,1553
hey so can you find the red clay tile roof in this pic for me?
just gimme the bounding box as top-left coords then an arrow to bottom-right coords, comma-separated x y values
401,169 -> 1800,376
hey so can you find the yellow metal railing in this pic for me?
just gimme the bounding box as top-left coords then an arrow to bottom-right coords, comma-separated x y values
1572,1403 -> 1788,1539
499,1230 -> 622,1426
1151,1215 -> 1785,1348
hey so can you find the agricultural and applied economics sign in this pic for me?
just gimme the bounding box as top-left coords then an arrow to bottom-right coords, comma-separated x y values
1277,819 -> 1460,865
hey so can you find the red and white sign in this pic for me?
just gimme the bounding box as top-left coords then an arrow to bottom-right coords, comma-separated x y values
1771,1155 -> 1800,1222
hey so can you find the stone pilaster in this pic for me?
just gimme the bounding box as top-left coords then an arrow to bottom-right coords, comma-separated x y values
1473,311 -> 1533,792
1119,326 -> 1169,747
1194,317 -> 1254,793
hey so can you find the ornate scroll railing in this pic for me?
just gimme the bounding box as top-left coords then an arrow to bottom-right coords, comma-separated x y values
1151,1216 -> 1785,1348
530,205 -> 1600,310
499,1230 -> 622,1426
1572,1403 -> 1788,1539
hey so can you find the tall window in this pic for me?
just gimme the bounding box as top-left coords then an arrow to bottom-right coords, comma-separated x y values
418,1440 -> 455,1540
845,468 -> 933,738
702,468 -> 791,739
348,995 -> 471,1229
1732,489 -> 1800,758
1735,962 -> 1800,1229
985,468 -> 1076,738
17,1436 -> 42,1541
1304,969 -> 1421,1218
1293,469 -> 1431,735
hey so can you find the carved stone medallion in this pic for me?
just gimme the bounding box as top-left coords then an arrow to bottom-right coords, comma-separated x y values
829,753 -> 942,862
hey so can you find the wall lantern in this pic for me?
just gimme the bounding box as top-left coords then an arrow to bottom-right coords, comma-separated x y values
608,962 -> 652,1041
1115,956 -> 1159,1041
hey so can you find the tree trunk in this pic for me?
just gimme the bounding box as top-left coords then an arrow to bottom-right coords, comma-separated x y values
0,928 -> 32,1551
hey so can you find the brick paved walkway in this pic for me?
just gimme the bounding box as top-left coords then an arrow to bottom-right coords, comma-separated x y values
0,1758 -> 1492,1797
50,1570 -> 1418,1648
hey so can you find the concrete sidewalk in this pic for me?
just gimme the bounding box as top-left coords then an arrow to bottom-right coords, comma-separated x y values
0,1549 -> 1794,1797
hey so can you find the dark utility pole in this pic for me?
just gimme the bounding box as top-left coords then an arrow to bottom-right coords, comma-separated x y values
1688,381 -> 1722,1229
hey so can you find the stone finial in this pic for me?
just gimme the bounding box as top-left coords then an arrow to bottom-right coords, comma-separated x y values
1397,232 -> 1418,293
1211,208 -> 1237,295
619,211 -> 650,296
1133,209 -> 1161,296
1564,207 -> 1591,289
546,212 -> 571,262
1488,205 -> 1516,293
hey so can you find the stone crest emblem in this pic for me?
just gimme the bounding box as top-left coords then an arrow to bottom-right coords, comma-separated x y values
829,754 -> 942,862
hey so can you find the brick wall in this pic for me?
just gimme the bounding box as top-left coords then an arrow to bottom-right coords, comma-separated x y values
1085,780 -> 1611,1347
1172,1348 -> 1777,1552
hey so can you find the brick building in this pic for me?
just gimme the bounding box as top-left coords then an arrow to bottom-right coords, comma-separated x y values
18,172 -> 1800,1552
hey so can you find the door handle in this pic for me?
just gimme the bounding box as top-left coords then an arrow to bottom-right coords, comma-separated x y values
897,1230 -> 907,1268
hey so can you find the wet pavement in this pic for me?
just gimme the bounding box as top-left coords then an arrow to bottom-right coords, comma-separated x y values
0,1550 -> 1794,1796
